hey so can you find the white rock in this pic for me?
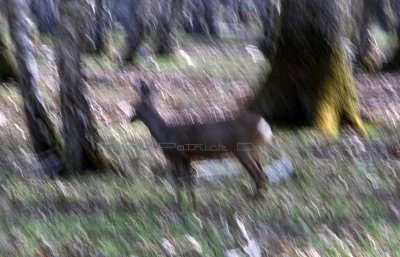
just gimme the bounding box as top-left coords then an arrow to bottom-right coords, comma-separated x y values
193,159 -> 241,181
195,156 -> 295,184
263,157 -> 294,183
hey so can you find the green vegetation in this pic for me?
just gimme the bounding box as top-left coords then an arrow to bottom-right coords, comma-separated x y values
1,34 -> 400,256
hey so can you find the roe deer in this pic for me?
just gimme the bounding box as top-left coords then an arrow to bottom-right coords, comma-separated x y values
130,81 -> 273,208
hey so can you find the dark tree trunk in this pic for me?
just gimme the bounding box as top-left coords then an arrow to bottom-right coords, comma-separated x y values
203,0 -> 217,36
255,0 -> 280,60
56,0 -> 121,175
237,0 -> 253,24
351,0 -> 382,71
221,0 -> 238,24
382,0 -> 400,71
184,0 -> 217,37
155,0 -> 185,55
251,0 -> 365,136
112,0 -> 146,63
93,0 -> 111,54
382,50 -> 400,71
6,0 -> 63,175
190,0 -> 206,34
123,21 -> 145,62
155,2 -> 174,55
29,0 -> 57,34
375,0 -> 392,31
0,34 -> 17,82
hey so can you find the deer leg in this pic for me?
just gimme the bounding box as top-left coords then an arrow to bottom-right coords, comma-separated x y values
187,162 -> 198,211
174,158 -> 197,209
170,157 -> 185,208
252,150 -> 269,185
177,159 -> 197,210
234,150 -> 265,196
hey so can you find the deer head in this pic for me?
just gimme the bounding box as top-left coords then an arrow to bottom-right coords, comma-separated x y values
130,80 -> 153,122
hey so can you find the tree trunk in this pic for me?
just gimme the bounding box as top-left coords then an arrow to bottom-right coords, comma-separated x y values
351,0 -> 382,72
184,0 -> 217,37
112,0 -> 146,63
123,21 -> 145,63
6,0 -> 63,175
203,0 -> 217,36
382,0 -> 400,71
155,0 -> 184,55
255,0 -> 280,60
0,34 -> 17,82
56,0 -> 121,175
251,0 -> 365,136
30,0 -> 57,34
382,49 -> 400,71
93,0 -> 111,54
190,0 -> 206,34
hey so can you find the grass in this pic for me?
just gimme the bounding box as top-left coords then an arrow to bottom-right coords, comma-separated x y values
1,31 -> 400,256
2,142 -> 400,256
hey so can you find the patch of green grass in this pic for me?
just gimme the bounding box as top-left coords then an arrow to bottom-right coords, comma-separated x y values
1,29 -> 400,256
82,54 -> 117,72
363,120 -> 381,139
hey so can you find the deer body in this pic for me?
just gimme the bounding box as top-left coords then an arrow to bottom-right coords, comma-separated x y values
131,83 -> 272,207
163,114 -> 269,157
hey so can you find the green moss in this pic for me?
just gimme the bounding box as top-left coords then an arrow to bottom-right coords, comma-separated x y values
251,33 -> 365,137
313,42 -> 366,136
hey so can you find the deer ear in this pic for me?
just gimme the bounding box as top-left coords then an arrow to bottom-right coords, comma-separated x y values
138,80 -> 151,97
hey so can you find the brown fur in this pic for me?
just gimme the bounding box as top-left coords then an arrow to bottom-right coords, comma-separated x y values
131,83 -> 272,208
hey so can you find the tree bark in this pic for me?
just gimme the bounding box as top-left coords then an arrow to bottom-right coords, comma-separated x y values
255,0 -> 280,60
155,0 -> 185,55
0,34 -> 17,82
123,21 -> 145,63
351,0 -> 382,72
188,0 -> 206,34
382,0 -> 400,71
30,0 -> 57,34
203,0 -> 217,36
93,0 -> 110,54
112,0 -> 147,63
382,49 -> 400,71
5,0 -> 64,175
184,0 -> 217,37
251,0 -> 365,136
56,0 -> 121,175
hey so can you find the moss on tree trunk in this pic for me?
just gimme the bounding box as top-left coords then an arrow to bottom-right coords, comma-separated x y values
155,0 -> 186,55
56,0 -> 122,176
251,0 -> 365,136
6,0 -> 64,175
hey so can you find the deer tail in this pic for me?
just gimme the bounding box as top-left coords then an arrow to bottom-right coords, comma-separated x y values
257,118 -> 273,144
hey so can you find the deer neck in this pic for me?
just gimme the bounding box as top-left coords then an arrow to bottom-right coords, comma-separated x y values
141,107 -> 170,143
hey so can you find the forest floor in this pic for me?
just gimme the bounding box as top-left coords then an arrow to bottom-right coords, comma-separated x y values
1,35 -> 400,256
